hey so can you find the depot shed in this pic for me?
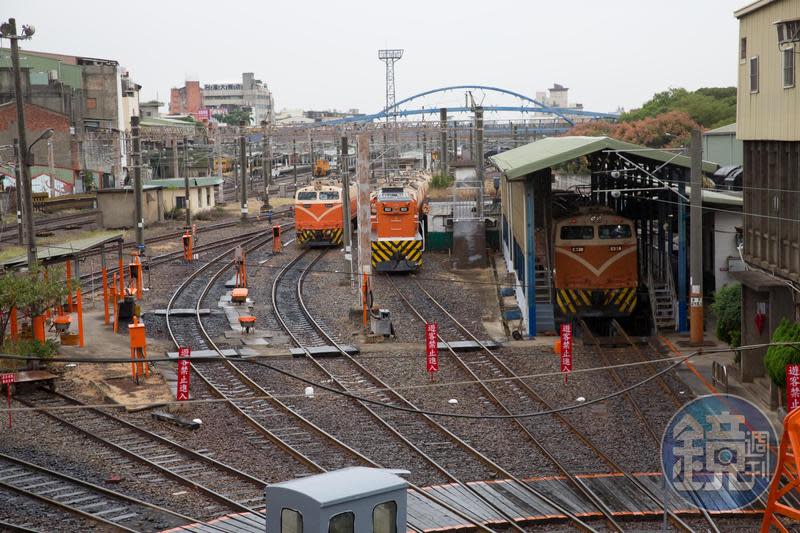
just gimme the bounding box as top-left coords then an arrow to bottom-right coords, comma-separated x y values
156,177 -> 222,215
265,467 -> 408,533
490,136 -> 719,337
96,184 -> 164,229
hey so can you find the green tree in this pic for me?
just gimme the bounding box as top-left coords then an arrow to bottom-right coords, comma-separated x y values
0,267 -> 70,347
214,107 -> 252,126
621,87 -> 736,129
764,319 -> 800,388
711,282 -> 741,347
566,110 -> 701,148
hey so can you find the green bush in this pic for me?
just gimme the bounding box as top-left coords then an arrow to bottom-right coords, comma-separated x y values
430,173 -> 454,189
710,282 -> 741,347
3,339 -> 59,359
764,318 -> 800,387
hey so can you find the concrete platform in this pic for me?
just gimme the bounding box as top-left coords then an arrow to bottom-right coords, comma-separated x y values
289,345 -> 359,357
439,340 -> 501,351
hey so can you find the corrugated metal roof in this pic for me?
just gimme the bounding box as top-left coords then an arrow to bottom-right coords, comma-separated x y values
148,177 -> 223,189
267,467 -> 407,507
489,136 -> 718,181
734,0 -> 780,18
1,232 -> 124,269
704,123 -> 737,136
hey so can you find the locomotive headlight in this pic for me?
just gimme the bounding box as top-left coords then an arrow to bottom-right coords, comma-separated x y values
610,170 -> 621,178
610,189 -> 622,199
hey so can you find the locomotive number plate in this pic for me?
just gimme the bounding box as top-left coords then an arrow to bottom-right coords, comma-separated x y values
571,246 -> 584,253
608,245 -> 622,252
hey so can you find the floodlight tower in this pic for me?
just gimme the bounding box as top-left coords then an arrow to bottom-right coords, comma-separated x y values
378,49 -> 403,178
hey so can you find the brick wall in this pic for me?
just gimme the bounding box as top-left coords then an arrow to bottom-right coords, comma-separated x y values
0,101 -> 75,169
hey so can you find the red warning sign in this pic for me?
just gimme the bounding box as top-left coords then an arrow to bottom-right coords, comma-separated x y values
426,322 -> 439,373
560,323 -> 573,382
177,347 -> 191,401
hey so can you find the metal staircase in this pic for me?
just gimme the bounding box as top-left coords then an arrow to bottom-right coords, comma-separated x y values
648,256 -> 677,332
534,260 -> 555,332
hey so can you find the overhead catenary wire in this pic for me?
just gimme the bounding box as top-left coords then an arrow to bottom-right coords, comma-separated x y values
0,341 -> 786,418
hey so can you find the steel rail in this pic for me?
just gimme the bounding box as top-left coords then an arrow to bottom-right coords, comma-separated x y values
390,278 -> 624,531
0,451 -> 198,532
281,249 -> 602,532
17,390 -> 268,516
402,279 -> 696,532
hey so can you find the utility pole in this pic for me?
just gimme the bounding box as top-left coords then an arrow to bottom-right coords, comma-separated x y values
475,106 -> 484,219
422,132 -> 427,171
293,138 -> 298,189
131,116 -> 144,247
262,121 -> 272,209
689,128 -> 704,344
183,136 -> 191,227
4,18 -> 37,267
239,120 -> 248,220
12,139 -> 23,245
439,108 -> 448,177
172,137 -> 179,180
356,132 -> 372,314
340,135 -> 353,282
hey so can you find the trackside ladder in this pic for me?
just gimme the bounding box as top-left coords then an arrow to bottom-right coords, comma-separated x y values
648,256 -> 677,332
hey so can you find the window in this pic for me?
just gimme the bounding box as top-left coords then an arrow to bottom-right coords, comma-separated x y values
373,501 -> 397,533
328,511 -> 354,533
559,225 -> 594,240
598,224 -> 632,239
784,49 -> 795,88
297,191 -> 317,201
319,191 -> 340,201
399,206 -> 409,212
87,97 -> 97,110
206,190 -> 211,206
383,206 -> 393,212
740,37 -> 747,61
175,196 -> 186,209
281,508 -> 303,533
750,56 -> 759,93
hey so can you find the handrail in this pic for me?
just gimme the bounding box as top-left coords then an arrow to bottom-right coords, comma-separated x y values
711,361 -> 729,393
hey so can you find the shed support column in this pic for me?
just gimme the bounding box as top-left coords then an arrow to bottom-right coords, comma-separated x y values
525,177 -> 536,337
678,180 -> 688,333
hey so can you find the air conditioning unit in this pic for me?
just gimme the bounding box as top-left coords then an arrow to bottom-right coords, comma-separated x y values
48,69 -> 58,81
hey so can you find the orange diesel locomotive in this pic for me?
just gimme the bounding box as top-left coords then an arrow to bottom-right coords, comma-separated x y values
370,174 -> 430,272
294,181 -> 356,246
553,209 -> 638,318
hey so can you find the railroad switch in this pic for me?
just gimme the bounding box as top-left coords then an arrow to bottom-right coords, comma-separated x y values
272,225 -> 282,253
128,316 -> 149,383
238,315 -> 256,334
182,231 -> 193,262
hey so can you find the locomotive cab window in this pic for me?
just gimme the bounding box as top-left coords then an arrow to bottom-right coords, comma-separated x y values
399,206 -> 409,212
328,511 -> 355,533
598,224 -> 632,239
559,225 -> 594,240
383,206 -> 393,212
281,508 -> 303,533
373,501 -> 398,533
319,191 -> 340,201
297,191 -> 317,201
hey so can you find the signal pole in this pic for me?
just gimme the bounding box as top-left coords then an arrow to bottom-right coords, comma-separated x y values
131,116 -> 144,247
689,128 -> 704,344
12,139 -> 23,245
262,121 -> 272,209
439,108 -> 448,177
340,135 -> 353,282
293,138 -> 298,189
239,120 -> 248,220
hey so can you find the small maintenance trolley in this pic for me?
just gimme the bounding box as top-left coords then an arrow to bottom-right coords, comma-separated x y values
266,467 -> 408,533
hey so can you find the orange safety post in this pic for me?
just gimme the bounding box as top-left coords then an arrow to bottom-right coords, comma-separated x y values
118,256 -> 125,298
128,316 -> 148,383
112,273 -> 119,334
65,260 -> 73,313
761,409 -> 800,532
32,315 -> 45,343
182,231 -> 193,262
272,225 -> 282,253
76,287 -> 84,347
102,267 -> 109,325
129,252 -> 143,300
9,307 -> 17,341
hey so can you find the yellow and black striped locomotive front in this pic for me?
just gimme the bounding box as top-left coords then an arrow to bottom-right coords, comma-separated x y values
371,239 -> 423,272
297,228 -> 343,247
553,212 -> 639,318
555,287 -> 638,317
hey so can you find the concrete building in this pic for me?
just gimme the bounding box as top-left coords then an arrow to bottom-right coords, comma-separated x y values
203,73 -> 273,124
156,177 -> 222,215
169,80 -> 202,115
95,184 -> 164,228
139,100 -> 161,119
731,0 -> 800,403
0,47 -> 137,189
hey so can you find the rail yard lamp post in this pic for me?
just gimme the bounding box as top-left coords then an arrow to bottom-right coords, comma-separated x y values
2,17 -> 39,268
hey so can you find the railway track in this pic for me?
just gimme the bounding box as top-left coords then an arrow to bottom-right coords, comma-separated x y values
388,276 -> 707,533
16,389 -> 269,520
0,451 -> 194,532
266,247 -> 617,532
170,234 -> 503,532
0,210 -> 99,244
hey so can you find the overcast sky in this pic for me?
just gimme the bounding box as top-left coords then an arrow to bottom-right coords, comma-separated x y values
4,0 -> 745,115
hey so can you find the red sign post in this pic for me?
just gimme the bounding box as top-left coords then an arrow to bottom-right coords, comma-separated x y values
560,323 -> 573,383
426,322 -> 439,378
787,364 -> 800,411
176,347 -> 191,401
1,373 -> 16,429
